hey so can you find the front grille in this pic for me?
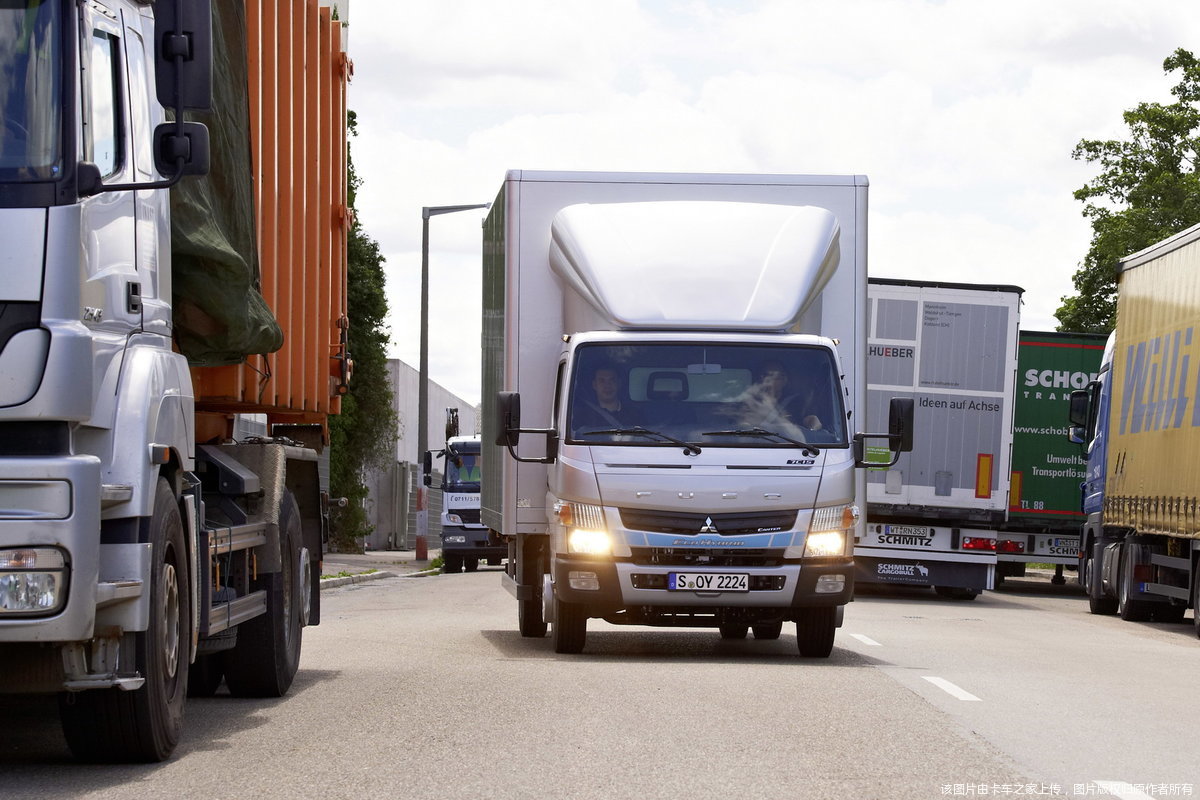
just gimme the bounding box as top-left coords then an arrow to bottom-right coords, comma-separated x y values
620,508 -> 798,535
629,547 -> 782,568
454,508 -> 481,525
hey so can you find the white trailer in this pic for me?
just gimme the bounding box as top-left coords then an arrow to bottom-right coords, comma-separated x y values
855,279 -> 1022,599
481,170 -> 912,656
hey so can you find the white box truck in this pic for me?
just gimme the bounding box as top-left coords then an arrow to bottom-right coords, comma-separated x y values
856,279 -> 1022,599
481,170 -> 913,656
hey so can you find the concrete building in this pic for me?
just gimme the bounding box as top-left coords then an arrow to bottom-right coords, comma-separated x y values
362,359 -> 478,551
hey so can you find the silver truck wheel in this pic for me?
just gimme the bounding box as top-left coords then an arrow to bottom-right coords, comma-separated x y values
60,478 -> 190,762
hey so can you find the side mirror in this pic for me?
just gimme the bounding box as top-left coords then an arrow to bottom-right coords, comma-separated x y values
153,120 -> 210,177
888,397 -> 914,453
1068,389 -> 1090,428
495,391 -> 521,448
154,0 -> 213,112
422,451 -> 432,487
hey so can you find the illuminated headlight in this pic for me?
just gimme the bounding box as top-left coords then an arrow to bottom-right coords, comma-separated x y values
443,535 -> 467,545
567,528 -> 612,555
556,501 -> 611,555
446,513 -> 463,525
0,548 -> 68,615
801,505 -> 858,557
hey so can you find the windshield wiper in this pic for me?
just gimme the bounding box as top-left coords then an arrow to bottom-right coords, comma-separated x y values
701,427 -> 819,457
585,427 -> 702,455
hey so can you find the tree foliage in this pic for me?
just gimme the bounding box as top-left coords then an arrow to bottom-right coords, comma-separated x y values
328,111 -> 400,549
1056,48 -> 1200,333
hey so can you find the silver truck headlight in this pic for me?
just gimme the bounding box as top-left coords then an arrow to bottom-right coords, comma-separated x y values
801,505 -> 859,557
0,548 -> 68,615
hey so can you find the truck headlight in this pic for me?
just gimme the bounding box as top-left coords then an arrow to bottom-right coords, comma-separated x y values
801,505 -> 858,557
556,501 -> 611,555
0,548 -> 68,615
446,513 -> 463,525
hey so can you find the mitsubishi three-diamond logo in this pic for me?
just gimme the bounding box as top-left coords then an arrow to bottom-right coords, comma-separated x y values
699,516 -> 718,533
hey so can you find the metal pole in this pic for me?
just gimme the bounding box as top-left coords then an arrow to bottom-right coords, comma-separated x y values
414,203 -> 489,561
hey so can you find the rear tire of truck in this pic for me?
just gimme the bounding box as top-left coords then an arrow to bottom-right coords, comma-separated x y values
59,478 -> 190,763
752,622 -> 783,640
1117,545 -> 1152,623
223,491 -> 304,697
553,596 -> 587,654
1084,545 -> 1117,615
795,607 -> 836,658
718,624 -> 748,640
517,538 -> 547,638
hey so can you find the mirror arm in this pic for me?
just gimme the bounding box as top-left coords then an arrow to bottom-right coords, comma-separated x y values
505,428 -> 558,464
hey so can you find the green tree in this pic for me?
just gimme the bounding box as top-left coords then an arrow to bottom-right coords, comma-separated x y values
1056,48 -> 1200,333
328,111 -> 400,550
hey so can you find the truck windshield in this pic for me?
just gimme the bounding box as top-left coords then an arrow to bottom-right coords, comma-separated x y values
0,0 -> 63,182
444,449 -> 481,491
567,342 -> 846,447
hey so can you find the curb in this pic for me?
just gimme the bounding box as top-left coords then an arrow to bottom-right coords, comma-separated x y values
319,567 -> 444,589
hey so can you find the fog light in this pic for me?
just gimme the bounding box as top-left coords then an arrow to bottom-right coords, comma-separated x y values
568,570 -> 600,591
0,548 -> 67,615
815,574 -> 845,594
443,535 -> 467,545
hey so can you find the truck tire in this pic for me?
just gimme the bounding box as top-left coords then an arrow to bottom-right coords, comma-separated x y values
553,596 -> 587,654
487,557 -> 502,566
718,624 -> 748,639
1117,545 -> 1152,623
517,538 -> 547,638
223,491 -> 304,697
1194,572 -> 1200,640
443,554 -> 462,574
795,607 -> 836,658
464,558 -> 479,572
1084,543 -> 1117,615
59,478 -> 190,762
753,622 -> 783,640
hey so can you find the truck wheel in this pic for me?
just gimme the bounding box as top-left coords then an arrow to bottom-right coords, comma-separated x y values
753,622 -> 783,640
443,554 -> 462,574
517,538 -> 547,638
223,491 -> 304,697
59,478 -> 190,762
187,654 -> 224,697
796,607 -> 836,657
1116,545 -> 1153,622
718,624 -> 748,640
1084,546 -> 1117,615
464,558 -> 479,572
487,557 -> 502,566
553,596 -> 587,654
1193,572 -> 1200,640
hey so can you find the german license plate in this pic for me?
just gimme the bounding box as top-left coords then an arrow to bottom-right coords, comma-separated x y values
885,525 -> 931,537
1050,537 -> 1079,548
668,572 -> 749,592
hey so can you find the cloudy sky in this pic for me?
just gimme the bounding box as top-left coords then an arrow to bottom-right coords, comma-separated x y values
344,0 -> 1200,406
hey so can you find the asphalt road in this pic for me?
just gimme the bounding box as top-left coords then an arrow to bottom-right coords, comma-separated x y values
2,569 -> 1197,799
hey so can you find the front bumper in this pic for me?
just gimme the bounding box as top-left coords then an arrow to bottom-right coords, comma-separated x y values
553,554 -> 853,613
441,526 -> 506,559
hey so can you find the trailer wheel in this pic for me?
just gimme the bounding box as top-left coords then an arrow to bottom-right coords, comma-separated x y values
796,607 -> 836,657
753,622 -> 783,640
60,478 -> 190,762
517,537 -> 547,638
1117,545 -> 1152,623
223,490 -> 304,697
1193,572 -> 1200,640
718,624 -> 748,640
553,596 -> 587,654
1084,543 -> 1117,615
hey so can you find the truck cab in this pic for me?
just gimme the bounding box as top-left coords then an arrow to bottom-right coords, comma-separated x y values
426,434 -> 506,572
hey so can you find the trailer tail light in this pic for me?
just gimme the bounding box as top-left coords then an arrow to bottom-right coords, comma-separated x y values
961,537 -> 996,551
997,539 -> 1025,554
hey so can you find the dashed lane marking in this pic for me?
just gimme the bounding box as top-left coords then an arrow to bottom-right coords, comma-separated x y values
922,676 -> 981,701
